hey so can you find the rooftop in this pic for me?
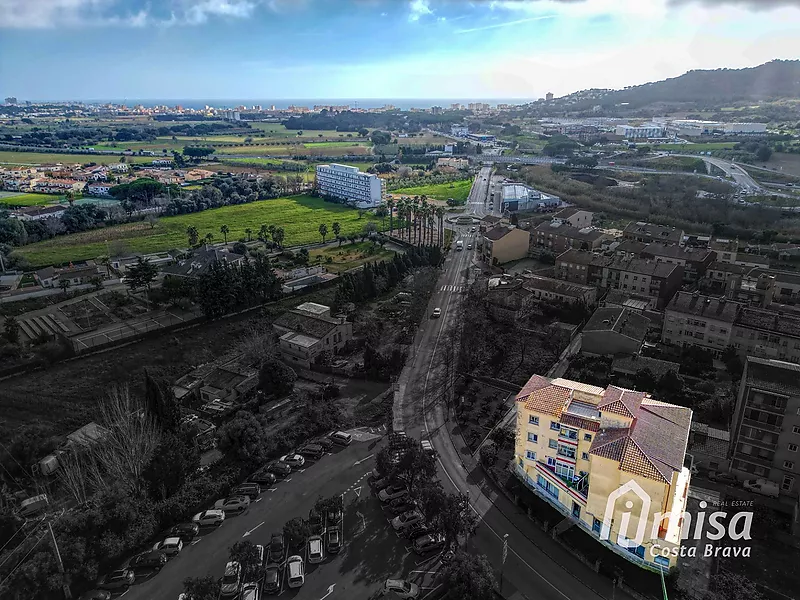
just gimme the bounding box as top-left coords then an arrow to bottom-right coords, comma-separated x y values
484,225 -> 522,242
666,291 -> 740,323
735,306 -> 800,339
521,274 -> 595,298
161,247 -> 244,278
611,354 -> 681,379
534,220 -> 607,242
583,307 -> 650,341
706,261 -> 750,275
556,248 -> 611,267
553,207 -> 591,219
744,356 -> 800,397
641,243 -> 713,262
607,255 -> 680,279
623,221 -> 683,243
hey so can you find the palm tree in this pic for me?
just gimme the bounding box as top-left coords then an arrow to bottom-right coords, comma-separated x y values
273,226 -> 285,248
387,198 -> 395,234
205,232 -> 214,246
435,207 -> 445,246
258,224 -> 269,245
395,199 -> 405,241
318,223 -> 328,243
220,224 -> 229,245
332,222 -> 341,239
186,225 -> 199,247
244,228 -> 252,242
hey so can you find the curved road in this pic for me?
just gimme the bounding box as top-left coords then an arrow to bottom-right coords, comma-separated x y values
394,175 -> 632,600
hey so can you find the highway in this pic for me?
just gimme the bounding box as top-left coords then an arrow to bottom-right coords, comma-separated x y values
393,175 -> 633,600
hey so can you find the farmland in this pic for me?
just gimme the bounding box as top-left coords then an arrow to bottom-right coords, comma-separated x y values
391,178 -> 474,203
0,192 -> 59,207
0,150 -> 155,166
215,143 -> 372,156
309,240 -> 395,273
14,194 -> 383,267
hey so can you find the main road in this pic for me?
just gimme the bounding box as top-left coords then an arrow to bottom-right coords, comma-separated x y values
394,174 -> 634,600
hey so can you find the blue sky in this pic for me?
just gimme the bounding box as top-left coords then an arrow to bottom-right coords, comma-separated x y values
1,0 -> 799,101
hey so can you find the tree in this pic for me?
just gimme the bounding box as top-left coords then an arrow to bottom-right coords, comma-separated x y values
233,241 -> 248,256
283,517 -> 311,552
182,576 -> 221,600
187,225 -> 199,247
125,257 -> 159,292
217,410 -> 271,467
205,232 -> 214,245
244,227 -> 253,242
332,222 -> 341,239
58,279 -> 71,295
142,431 -> 199,501
376,441 -> 437,496
272,226 -> 285,248
419,485 -> 477,551
182,146 -> 215,162
479,443 -> 497,467
318,223 -> 328,243
220,224 -> 230,245
3,315 -> 20,345
229,541 -> 264,581
755,145 -> 772,163
705,571 -> 764,600
440,551 -> 497,600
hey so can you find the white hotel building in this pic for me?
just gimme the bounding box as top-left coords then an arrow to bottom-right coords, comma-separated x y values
315,163 -> 384,209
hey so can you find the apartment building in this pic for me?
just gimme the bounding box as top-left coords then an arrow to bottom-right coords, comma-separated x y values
555,249 -> 610,286
640,244 -> 714,283
730,357 -> 800,495
480,225 -> 530,265
663,292 -> 739,356
732,307 -> 800,364
708,238 -> 738,264
315,163 -> 384,208
552,207 -> 593,229
623,222 -> 684,246
272,302 -> 353,368
533,220 -> 610,255
514,374 -> 692,570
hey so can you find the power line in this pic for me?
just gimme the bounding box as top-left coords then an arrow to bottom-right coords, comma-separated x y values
0,530 -> 47,590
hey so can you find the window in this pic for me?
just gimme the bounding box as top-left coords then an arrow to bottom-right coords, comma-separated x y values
529,415 -> 539,426
527,433 -> 538,443
789,444 -> 798,452
550,421 -> 560,431
584,433 -> 592,442
526,450 -> 537,461
782,475 -> 795,491
549,439 -> 558,449
582,452 -> 589,461
784,461 -> 795,469
793,426 -> 800,435
592,518 -> 602,534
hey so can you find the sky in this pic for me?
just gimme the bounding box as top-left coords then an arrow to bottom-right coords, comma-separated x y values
1,0 -> 800,101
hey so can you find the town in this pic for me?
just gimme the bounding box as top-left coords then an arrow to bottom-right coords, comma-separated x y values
2,3 -> 800,600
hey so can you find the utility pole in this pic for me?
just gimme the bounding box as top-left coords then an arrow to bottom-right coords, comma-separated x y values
48,521 -> 71,599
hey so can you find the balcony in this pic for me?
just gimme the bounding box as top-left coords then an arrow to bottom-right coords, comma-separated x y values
747,401 -> 787,416
739,434 -> 777,451
742,417 -> 782,434
538,460 -> 588,502
733,451 -> 774,469
558,430 -> 579,443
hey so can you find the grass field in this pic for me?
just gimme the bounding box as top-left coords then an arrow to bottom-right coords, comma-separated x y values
14,195 -> 383,267
0,192 -> 60,207
216,144 -> 372,156
309,241 -> 395,273
652,142 -> 737,151
0,151 -> 155,166
304,141 -> 371,148
391,178 -> 474,202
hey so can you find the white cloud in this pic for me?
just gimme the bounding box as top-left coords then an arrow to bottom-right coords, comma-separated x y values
456,14 -> 555,33
0,0 -> 147,28
185,0 -> 256,24
409,0 -> 433,21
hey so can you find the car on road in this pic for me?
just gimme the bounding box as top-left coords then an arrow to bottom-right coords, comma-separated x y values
280,453 -> 305,468
248,469 -> 277,487
412,533 -> 446,555
330,431 -> 353,446
97,568 -> 135,591
707,471 -> 738,485
431,308 -> 441,318
298,443 -> 324,460
744,478 -> 780,498
233,482 -> 262,500
389,498 -> 417,515
167,522 -> 199,542
241,582 -> 261,600
421,440 -> 435,457
287,555 -> 305,588
152,536 -> 183,557
326,527 -> 342,554
379,485 -> 408,503
192,509 -> 225,527
269,533 -> 286,564
382,579 -> 420,599
214,495 -> 250,513
268,461 -> 293,477
220,561 -> 242,598
263,564 -> 281,594
467,243 -> 472,250
129,550 -> 167,572
77,591 -> 111,600
403,522 -> 432,540
308,535 -> 325,563
392,510 -> 423,531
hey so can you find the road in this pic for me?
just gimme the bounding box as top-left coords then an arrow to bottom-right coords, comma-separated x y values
393,176 -> 633,600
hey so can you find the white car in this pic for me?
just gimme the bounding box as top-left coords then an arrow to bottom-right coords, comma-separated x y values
382,579 -> 419,599
379,485 -> 408,503
743,479 -> 779,498
192,509 -> 225,527
392,510 -> 423,532
287,555 -> 305,588
220,561 -> 241,598
153,537 -> 183,557
214,495 -> 251,513
432,308 -> 441,318
280,454 -> 305,468
240,582 -> 260,600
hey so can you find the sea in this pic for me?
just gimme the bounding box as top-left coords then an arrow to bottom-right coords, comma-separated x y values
78,98 -> 533,111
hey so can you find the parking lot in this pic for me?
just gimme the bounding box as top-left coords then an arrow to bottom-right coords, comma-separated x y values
115,428 -> 446,600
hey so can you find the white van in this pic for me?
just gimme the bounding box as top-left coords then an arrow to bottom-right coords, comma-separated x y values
287,555 -> 305,588
456,240 -> 463,251
329,431 -> 352,446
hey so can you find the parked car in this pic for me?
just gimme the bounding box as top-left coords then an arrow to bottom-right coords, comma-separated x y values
287,555 -> 305,588
309,509 -> 323,534
268,461 -> 292,477
389,498 -> 417,515
233,483 -> 261,500
249,469 -> 277,486
708,471 -> 738,485
214,495 -> 250,513
153,537 -> 183,557
220,561 -> 242,597
744,479 -> 780,498
369,468 -> 382,480
371,477 -> 392,491
392,510 -> 423,532
329,431 -> 352,446
326,527 -> 342,554
315,437 -> 334,451
421,440 -> 435,457
379,485 -> 407,503
269,533 -> 286,564
412,533 -> 445,555
382,579 -> 420,599
97,569 -> 135,591
263,564 -> 281,594
298,444 -> 324,460
241,582 -> 260,600
77,591 -> 111,600
167,522 -> 199,542
326,506 -> 343,527
280,454 -> 305,468
403,522 -> 431,540
192,509 -> 225,527
308,535 -> 325,564
129,550 -> 167,572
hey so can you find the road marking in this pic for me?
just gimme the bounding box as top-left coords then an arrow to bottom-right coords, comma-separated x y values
353,453 -> 374,466
319,584 -> 336,600
118,591 -> 130,598
243,521 -> 265,537
420,585 -> 443,599
191,539 -> 202,546
297,469 -> 306,473
353,486 -> 362,498
285,478 -> 293,482
268,488 -> 278,492
255,498 -> 263,503
410,570 -> 440,575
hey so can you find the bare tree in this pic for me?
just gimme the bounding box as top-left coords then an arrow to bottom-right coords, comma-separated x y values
58,448 -> 98,504
236,322 -> 279,367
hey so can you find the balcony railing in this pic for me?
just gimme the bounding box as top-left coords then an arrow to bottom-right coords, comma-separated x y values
742,417 -> 782,434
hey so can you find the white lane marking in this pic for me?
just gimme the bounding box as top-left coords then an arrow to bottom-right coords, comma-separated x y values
353,486 -> 362,498
268,488 -> 278,492
354,453 -> 374,466
319,584 -> 336,600
420,585 -> 443,599
243,521 -> 265,537
190,539 -> 202,546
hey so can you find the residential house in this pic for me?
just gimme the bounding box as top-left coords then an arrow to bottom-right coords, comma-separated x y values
623,222 -> 683,246
532,219 -> 610,255
639,244 -> 714,283
110,163 -> 129,172
611,355 -> 681,381
662,292 -> 739,356
688,422 -> 730,474
582,307 -> 650,356
702,261 -> 751,293
85,183 -> 113,197
555,249 -> 610,287
514,374 -> 692,570
708,238 -> 738,263
33,179 -> 85,194
521,274 -> 597,307
152,159 -> 173,167
173,357 -> 258,405
4,178 -> 30,191
479,225 -> 530,266
34,262 -> 103,288
479,215 -> 504,233
603,256 -> 683,309
486,277 -> 535,323
730,357 -> 800,496
162,247 -> 244,279
12,205 -> 67,221
272,302 -> 353,368
552,208 -> 593,229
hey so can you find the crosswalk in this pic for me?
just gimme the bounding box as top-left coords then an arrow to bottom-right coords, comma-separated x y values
440,285 -> 464,293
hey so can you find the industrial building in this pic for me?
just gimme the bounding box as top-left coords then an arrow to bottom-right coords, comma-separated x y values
501,183 -> 560,213
315,163 -> 384,208
615,124 -> 665,139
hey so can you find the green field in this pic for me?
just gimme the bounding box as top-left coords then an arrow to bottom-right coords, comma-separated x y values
14,195 -> 384,267
215,143 -> 371,156
309,241 -> 395,273
304,141 -> 371,149
0,151 -> 155,166
651,142 -> 737,151
0,193 -> 60,207
391,178 -> 474,203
